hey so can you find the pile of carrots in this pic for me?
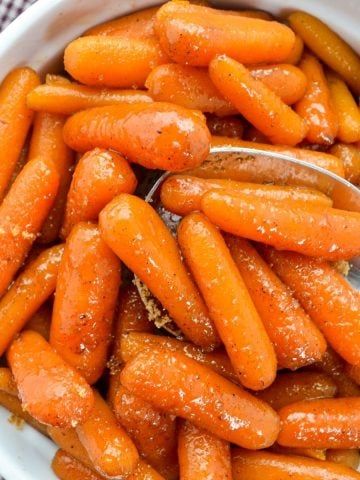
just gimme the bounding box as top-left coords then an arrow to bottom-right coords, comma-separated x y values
0,1 -> 360,479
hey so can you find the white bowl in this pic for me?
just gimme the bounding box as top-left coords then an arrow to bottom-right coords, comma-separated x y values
0,1 -> 359,479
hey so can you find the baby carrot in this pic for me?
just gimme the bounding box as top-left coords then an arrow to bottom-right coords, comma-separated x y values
178,212 -> 277,390
201,190 -> 360,260
76,390 -> 139,478
128,462 -> 165,480
7,331 -> 94,428
27,82 -> 153,115
120,332 -> 238,384
45,74 -> 71,86
0,67 -> 40,200
85,6 -> 158,38
327,450 -> 360,471
61,148 -> 137,238
284,34 -> 304,64
145,64 -> 237,116
0,368 -> 17,396
295,54 -> 338,145
0,390 -> 47,435
52,450 -> 104,480
0,244 -> 63,357
99,194 -> 219,349
327,72 -> 360,143
263,250 -> 360,366
109,378 -> 178,479
178,420 -> 232,480
51,223 -> 120,384
0,156 -> 59,297
227,237 -> 326,369
64,36 -> 168,88
315,348 -> 360,397
25,303 -> 52,340
160,175 -> 332,216
155,1 -> 295,66
278,398 -> 360,449
288,11 -> 360,95
209,55 -> 307,146
48,426 -> 92,467
256,371 -> 337,410
248,64 -> 307,105
207,115 -> 244,138
270,445 -> 326,461
63,103 -> 211,171
28,112 -> 75,243
121,346 -> 280,449
330,143 -> 360,184
232,449 -> 360,480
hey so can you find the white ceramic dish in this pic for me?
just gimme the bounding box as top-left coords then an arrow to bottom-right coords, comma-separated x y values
0,1 -> 359,478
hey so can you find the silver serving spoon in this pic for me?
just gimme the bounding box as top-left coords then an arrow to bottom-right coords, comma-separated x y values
137,146 -> 360,331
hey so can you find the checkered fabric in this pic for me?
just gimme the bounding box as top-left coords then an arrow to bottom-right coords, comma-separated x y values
0,0 -> 35,31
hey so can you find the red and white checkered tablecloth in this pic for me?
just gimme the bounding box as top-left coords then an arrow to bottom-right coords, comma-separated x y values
0,0 -> 36,31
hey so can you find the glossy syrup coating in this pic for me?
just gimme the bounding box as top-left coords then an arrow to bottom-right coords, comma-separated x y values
330,143 -> 360,184
52,449 -> 104,480
278,398 -> 360,449
48,426 -> 92,467
7,331 -> 94,428
0,244 -> 64,356
63,103 -> 211,172
201,190 -> 360,260
121,346 -> 280,449
155,1 -> 295,66
256,371 -> 337,410
61,148 -> 137,238
51,223 -> 121,384
263,250 -> 360,366
99,194 -> 219,349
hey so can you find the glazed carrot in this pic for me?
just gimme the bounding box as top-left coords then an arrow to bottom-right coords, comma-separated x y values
28,112 -> 75,243
288,11 -> 360,94
85,6 -> 158,38
64,36 -> 168,88
52,450 -> 104,480
207,115 -> 244,138
45,74 -> 71,86
262,250 -> 360,365
6,141 -> 29,194
278,398 -> 360,449
0,390 -> 47,435
270,445 -> 326,461
232,449 -> 360,480
248,64 -> 307,105
7,331 -> 94,428
25,303 -> 52,340
63,103 -> 211,171
201,190 -> 360,260
234,9 -> 272,20
327,450 -> 360,470
120,332 -> 238,384
0,368 -> 17,396
76,390 -> 139,478
128,461 -> 165,480
346,364 -> 360,386
178,420 -> 232,480
155,1 -> 295,66
121,346 -> 280,448
284,34 -> 304,64
99,194 -> 219,349
205,137 -> 345,177
0,67 -> 40,200
315,348 -> 360,397
327,73 -> 360,143
178,212 -> 276,390
27,82 -> 153,115
0,244 -> 63,356
226,237 -> 326,369
48,427 -> 92,467
330,143 -> 360,184
61,149 -> 137,238
145,64 -> 237,116
0,156 -> 59,297
209,55 -> 307,146
51,223 -> 120,384
109,377 -> 178,479
256,372 -> 337,410
160,175 -> 332,216
295,54 -> 338,145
